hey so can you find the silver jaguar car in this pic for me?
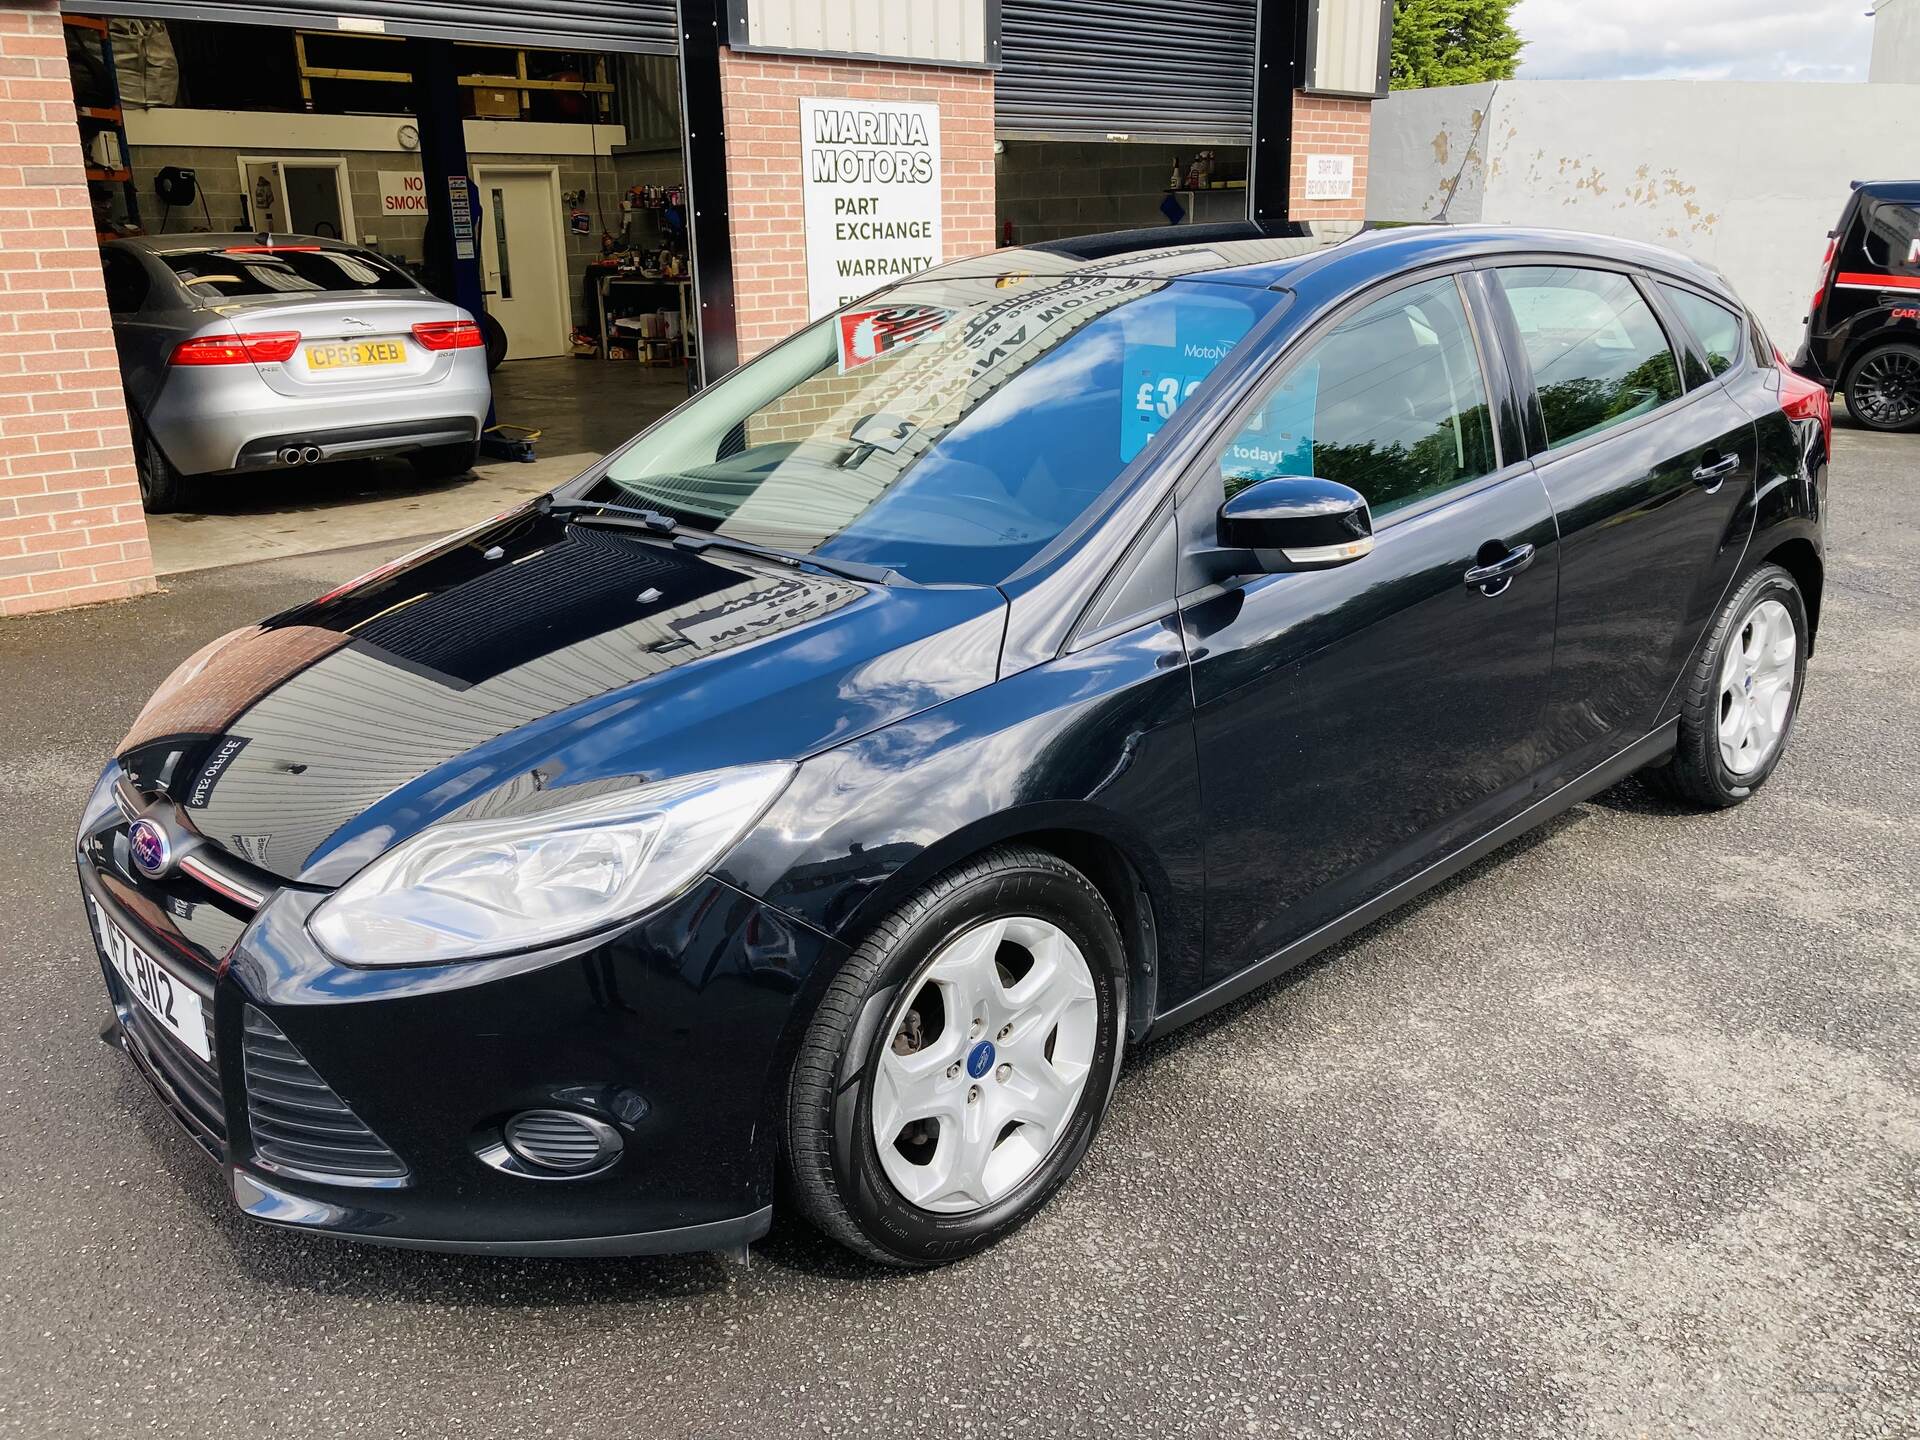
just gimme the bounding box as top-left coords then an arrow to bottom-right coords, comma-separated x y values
100,235 -> 493,511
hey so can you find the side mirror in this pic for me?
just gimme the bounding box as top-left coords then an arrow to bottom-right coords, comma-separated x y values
1216,475 -> 1373,572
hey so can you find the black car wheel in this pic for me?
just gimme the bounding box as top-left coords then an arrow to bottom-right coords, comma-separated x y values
1843,341 -> 1920,433
1647,562 -> 1808,809
130,412 -> 194,513
409,441 -> 481,481
785,845 -> 1128,1267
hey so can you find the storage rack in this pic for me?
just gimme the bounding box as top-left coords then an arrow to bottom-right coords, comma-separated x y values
64,13 -> 142,238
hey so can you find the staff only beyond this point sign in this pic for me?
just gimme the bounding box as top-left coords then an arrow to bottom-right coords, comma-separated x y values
799,97 -> 943,320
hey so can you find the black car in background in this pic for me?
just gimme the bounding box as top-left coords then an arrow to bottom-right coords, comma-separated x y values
1795,179 -> 1920,432
78,223 -> 1830,1268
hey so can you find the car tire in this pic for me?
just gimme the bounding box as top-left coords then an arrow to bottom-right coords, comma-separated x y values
410,441 -> 480,481
785,844 -> 1128,1267
130,413 -> 194,513
1646,562 -> 1808,810
1841,341 -> 1920,433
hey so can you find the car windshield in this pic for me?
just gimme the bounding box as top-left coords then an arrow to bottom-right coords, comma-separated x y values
162,246 -> 416,298
585,276 -> 1278,585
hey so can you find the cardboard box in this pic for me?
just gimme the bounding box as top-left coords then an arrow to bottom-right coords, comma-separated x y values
470,87 -> 520,118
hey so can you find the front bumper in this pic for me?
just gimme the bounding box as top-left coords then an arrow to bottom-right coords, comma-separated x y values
78,776 -> 839,1257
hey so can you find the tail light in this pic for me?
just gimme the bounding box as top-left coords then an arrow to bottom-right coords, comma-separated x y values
1775,346 -> 1832,456
1808,234 -> 1838,315
411,320 -> 484,351
170,331 -> 301,366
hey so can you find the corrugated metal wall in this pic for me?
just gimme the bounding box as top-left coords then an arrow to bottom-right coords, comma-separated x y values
743,0 -> 988,65
995,0 -> 1259,142
68,0 -> 679,54
1307,0 -> 1389,98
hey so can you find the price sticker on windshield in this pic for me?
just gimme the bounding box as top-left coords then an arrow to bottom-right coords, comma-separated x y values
1120,304 -> 1255,462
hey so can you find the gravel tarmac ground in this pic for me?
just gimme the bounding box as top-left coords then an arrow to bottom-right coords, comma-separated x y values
0,422 -> 1914,1439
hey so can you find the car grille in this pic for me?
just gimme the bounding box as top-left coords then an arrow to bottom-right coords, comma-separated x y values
114,979 -> 228,1159
241,1006 -> 408,1186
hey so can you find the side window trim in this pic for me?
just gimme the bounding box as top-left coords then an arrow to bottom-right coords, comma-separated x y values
1646,275 -> 1750,391
1480,257 -> 1699,465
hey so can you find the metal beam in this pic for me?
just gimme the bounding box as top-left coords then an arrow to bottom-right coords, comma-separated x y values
1249,0 -> 1310,226
676,0 -> 738,384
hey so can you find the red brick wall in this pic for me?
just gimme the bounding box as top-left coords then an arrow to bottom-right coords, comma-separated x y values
717,51 -> 993,362
0,4 -> 153,617
1289,93 -> 1371,223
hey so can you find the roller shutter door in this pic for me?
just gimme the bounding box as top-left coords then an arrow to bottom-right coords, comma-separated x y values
996,0 -> 1258,143
63,0 -> 678,53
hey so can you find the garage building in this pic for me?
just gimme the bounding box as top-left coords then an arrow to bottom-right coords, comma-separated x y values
0,0 -> 1387,616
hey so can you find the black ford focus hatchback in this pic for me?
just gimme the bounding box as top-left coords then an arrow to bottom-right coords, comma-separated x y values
78,223 -> 1829,1267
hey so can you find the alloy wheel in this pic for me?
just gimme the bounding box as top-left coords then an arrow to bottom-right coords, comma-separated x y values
872,916 -> 1099,1214
1718,597 -> 1797,776
1851,349 -> 1920,429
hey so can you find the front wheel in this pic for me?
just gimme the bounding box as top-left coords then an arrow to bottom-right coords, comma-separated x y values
1842,341 -> 1920,433
785,846 -> 1128,1267
1647,562 -> 1808,809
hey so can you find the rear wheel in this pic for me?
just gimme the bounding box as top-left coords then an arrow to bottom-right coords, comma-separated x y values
1842,341 -> 1920,433
1646,563 -> 1807,809
785,845 -> 1128,1267
130,413 -> 194,513
409,441 -> 480,481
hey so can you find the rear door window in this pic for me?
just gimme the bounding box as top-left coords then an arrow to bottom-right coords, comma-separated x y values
1659,284 -> 1746,384
160,246 -> 416,298
1496,266 -> 1682,449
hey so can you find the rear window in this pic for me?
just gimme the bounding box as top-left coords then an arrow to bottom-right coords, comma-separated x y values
161,246 -> 416,298
1659,284 -> 1745,384
1846,198 -> 1920,276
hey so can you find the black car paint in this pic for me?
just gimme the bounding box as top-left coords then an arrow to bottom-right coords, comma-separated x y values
1793,179 -> 1920,391
77,224 -> 1828,1255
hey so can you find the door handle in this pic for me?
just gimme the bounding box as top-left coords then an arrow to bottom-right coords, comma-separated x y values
1463,542 -> 1536,596
1692,453 -> 1740,490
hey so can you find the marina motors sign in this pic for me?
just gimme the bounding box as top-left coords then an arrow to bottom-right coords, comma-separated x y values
800,97 -> 943,320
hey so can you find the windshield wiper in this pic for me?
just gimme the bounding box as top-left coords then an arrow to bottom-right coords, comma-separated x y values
539,495 -> 909,587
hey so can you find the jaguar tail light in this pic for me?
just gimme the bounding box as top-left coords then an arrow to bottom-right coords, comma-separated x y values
411,320 -> 485,351
170,331 -> 301,366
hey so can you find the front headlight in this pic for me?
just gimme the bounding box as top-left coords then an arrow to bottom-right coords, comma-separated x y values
308,763 -> 793,966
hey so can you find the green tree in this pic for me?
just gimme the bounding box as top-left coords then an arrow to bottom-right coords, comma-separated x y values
1389,0 -> 1525,89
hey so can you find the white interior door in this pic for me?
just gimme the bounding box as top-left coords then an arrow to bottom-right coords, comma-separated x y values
241,160 -> 287,233
476,169 -> 567,361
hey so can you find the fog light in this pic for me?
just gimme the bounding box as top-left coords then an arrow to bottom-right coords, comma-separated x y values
501,1109 -> 622,1175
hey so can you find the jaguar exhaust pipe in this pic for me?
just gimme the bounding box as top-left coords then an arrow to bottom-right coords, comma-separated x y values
277,446 -> 304,466
300,445 -> 322,465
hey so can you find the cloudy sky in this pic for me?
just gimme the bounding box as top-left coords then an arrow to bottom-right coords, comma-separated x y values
1511,0 -> 1879,82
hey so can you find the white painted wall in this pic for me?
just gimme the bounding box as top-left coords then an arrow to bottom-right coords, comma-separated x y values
1872,0 -> 1920,82
1369,80 -> 1920,341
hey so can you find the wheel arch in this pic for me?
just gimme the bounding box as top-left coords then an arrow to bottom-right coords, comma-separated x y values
832,806 -> 1168,1045
1836,329 -> 1920,396
1760,535 -> 1823,652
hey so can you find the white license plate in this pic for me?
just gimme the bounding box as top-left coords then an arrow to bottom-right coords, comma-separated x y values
90,897 -> 211,1062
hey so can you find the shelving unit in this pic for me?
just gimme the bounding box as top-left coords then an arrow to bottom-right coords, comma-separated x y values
63,13 -> 141,238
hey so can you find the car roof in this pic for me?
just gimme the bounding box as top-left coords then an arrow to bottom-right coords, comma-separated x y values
1853,179 -> 1920,204
108,233 -> 369,256
926,220 -> 1742,303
